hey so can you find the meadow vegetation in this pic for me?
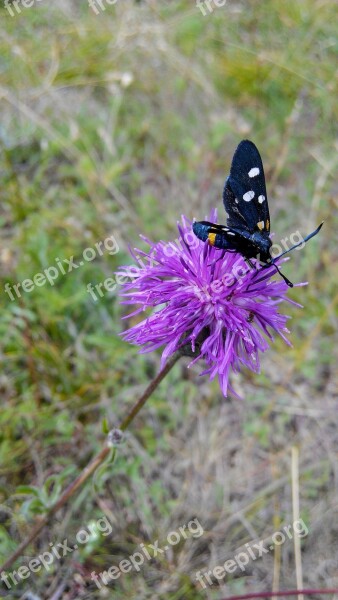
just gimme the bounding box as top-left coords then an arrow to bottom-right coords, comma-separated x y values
0,1 -> 337,598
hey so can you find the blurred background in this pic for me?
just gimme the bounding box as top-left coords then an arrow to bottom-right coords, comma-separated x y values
0,0 -> 337,598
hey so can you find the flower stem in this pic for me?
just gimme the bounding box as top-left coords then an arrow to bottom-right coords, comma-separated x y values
0,352 -> 181,574
120,352 -> 180,430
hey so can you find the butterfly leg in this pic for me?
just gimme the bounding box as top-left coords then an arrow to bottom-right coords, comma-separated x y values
246,258 -> 257,270
254,260 -> 293,287
271,262 -> 293,287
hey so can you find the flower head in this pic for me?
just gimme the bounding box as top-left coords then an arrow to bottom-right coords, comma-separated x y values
118,211 -> 303,397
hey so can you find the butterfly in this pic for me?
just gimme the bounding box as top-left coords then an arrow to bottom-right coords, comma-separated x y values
193,139 -> 323,287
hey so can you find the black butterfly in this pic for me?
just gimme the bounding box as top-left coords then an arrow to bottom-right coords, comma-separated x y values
193,140 -> 323,287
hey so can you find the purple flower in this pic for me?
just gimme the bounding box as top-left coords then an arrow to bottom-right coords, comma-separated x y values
118,211 -> 304,397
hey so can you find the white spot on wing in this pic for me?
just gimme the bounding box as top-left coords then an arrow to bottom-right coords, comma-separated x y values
258,195 -> 265,203
227,232 -> 235,236
248,167 -> 260,178
243,190 -> 255,202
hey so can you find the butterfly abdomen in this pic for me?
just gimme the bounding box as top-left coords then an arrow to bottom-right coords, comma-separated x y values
193,221 -> 235,250
192,221 -> 209,242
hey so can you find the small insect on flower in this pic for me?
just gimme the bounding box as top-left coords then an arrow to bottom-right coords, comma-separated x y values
193,140 -> 323,287
118,211 -> 308,398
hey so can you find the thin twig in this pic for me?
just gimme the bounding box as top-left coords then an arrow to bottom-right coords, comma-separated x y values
219,588 -> 338,600
291,446 -> 303,600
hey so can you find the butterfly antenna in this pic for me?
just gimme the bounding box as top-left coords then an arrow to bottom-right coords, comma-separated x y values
272,222 -> 324,262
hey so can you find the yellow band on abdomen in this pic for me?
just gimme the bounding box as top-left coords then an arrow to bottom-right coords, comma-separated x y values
208,232 -> 216,246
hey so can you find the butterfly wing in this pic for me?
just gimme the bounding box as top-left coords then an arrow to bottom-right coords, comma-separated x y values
223,140 -> 270,234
